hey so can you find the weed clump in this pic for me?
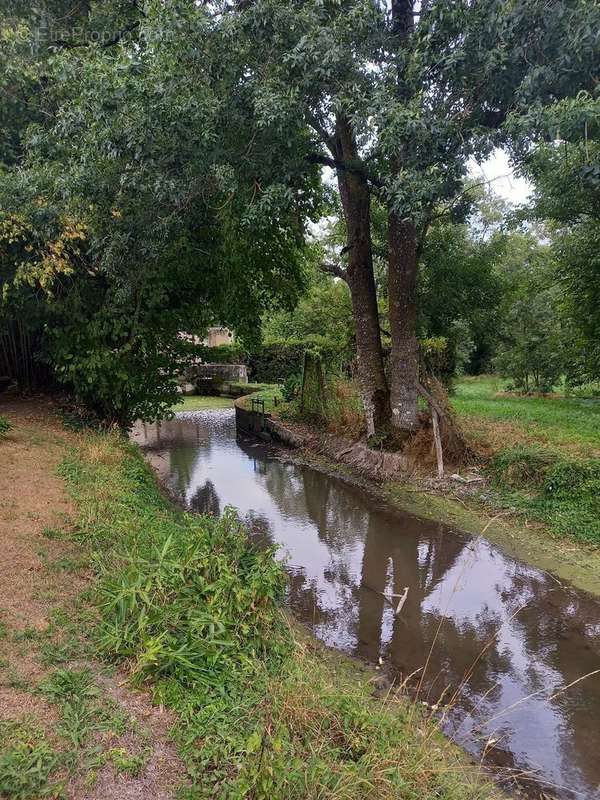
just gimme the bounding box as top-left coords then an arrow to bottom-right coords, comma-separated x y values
0,415 -> 11,440
488,446 -> 556,489
0,721 -> 62,800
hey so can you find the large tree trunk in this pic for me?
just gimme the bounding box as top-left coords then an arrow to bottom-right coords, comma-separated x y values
333,115 -> 390,436
386,0 -> 419,436
387,211 -> 419,435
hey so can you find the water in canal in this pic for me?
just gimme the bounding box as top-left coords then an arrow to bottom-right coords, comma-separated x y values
131,409 -> 600,800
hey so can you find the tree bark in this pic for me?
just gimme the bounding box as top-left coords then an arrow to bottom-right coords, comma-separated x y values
387,211 -> 419,434
333,115 -> 390,436
385,1 -> 420,436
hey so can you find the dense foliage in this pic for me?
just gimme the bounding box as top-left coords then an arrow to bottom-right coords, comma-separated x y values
0,1 -> 320,424
516,95 -> 600,386
1,0 -> 599,426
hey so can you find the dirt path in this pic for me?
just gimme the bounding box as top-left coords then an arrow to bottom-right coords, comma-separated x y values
0,397 -> 185,800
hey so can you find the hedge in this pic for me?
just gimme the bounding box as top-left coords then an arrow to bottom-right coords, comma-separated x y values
197,340 -> 349,384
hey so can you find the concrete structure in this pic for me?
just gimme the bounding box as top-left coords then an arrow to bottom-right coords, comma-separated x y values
189,363 -> 248,395
203,327 -> 234,347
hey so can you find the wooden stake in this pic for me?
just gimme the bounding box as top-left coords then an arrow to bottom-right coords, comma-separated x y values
431,407 -> 444,478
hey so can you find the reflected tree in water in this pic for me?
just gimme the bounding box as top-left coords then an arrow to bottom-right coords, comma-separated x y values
189,479 -> 221,517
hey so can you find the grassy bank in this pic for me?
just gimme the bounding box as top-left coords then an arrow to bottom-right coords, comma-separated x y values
452,376 -> 600,456
171,395 -> 233,411
236,385 -> 283,414
64,433 -> 495,799
451,377 -> 600,547
0,406 -> 497,800
172,384 -> 280,413
249,375 -> 600,549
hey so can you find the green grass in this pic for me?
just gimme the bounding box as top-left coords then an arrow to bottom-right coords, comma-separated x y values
0,721 -> 62,800
237,386 -> 285,414
171,395 -> 233,411
450,377 -> 600,544
0,415 -> 11,440
56,429 -> 497,800
486,445 -> 600,545
172,385 -> 281,412
452,376 -> 600,453
105,747 -> 149,777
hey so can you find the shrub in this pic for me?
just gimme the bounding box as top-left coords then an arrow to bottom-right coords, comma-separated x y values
299,352 -> 326,423
248,342 -> 305,383
282,374 -> 300,403
0,416 -> 10,439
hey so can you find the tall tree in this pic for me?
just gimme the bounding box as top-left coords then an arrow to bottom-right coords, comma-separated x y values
514,94 -> 600,384
238,0 -> 599,436
0,1 -> 321,423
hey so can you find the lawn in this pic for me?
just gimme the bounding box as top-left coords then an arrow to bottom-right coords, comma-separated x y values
452,376 -> 600,455
171,395 -> 233,412
451,376 -> 600,545
173,385 -> 281,413
236,385 -> 284,414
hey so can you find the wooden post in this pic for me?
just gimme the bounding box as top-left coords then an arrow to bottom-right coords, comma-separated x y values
431,407 -> 444,478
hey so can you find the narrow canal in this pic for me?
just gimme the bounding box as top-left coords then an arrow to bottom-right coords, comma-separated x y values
132,409 -> 600,800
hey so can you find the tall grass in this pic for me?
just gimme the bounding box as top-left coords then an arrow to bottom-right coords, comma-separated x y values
487,446 -> 600,544
61,431 -> 497,799
60,438 -> 288,690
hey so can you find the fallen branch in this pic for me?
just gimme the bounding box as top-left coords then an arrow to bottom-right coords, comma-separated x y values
362,583 -> 410,616
416,380 -> 445,419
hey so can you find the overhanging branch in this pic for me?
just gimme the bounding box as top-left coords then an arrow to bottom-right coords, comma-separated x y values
319,261 -> 348,281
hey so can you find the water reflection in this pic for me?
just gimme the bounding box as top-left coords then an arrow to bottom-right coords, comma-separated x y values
131,411 -> 600,800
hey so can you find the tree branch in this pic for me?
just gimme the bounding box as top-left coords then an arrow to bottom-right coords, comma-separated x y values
417,381 -> 445,419
416,216 -> 431,261
305,153 -> 383,190
52,2 -> 145,50
52,19 -> 141,49
319,261 -> 348,281
306,111 -> 336,154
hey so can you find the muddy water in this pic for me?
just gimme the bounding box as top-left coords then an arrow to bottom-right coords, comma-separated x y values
131,410 -> 600,800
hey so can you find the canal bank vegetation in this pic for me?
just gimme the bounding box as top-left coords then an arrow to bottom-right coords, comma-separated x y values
0,413 -> 498,800
241,372 -> 600,552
